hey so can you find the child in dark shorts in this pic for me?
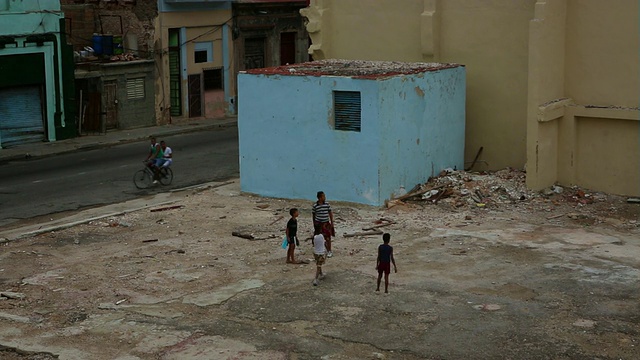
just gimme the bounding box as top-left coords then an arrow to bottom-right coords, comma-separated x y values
286,208 -> 302,264
376,233 -> 397,293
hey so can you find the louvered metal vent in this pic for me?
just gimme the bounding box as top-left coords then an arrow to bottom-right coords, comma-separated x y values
126,78 -> 145,99
333,91 -> 361,132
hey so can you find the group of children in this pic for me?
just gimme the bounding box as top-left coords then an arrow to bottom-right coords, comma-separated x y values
284,191 -> 398,292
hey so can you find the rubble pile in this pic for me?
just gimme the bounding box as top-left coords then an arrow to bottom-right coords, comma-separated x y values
246,59 -> 460,77
387,168 -> 613,211
109,52 -> 138,62
388,168 -> 532,209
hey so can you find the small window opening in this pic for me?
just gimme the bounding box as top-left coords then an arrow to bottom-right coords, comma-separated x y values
126,77 -> 145,99
194,50 -> 208,63
203,68 -> 223,90
333,91 -> 361,132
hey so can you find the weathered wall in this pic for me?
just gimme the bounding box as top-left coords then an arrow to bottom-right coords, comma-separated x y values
303,0 -> 640,197
60,0 -> 157,56
302,0 -> 535,172
377,68 -> 466,200
528,0 -> 640,196
238,67 -> 465,205
526,0 -> 567,189
101,61 -> 156,129
0,2 -> 69,145
238,73 -> 381,204
155,8 -> 233,122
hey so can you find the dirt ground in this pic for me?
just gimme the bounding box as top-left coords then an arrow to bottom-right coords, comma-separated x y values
1,171 -> 639,360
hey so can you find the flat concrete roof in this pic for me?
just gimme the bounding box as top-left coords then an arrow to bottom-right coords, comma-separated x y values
242,59 -> 463,79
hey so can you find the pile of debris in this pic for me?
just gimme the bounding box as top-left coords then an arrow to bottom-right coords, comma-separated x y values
109,52 -> 138,62
387,168 -> 533,209
385,168 -> 615,210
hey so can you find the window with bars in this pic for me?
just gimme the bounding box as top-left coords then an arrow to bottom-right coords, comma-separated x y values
203,68 -> 223,90
126,77 -> 145,99
333,91 -> 361,132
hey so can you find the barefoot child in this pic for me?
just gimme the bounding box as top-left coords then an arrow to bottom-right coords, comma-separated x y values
285,208 -> 301,264
376,233 -> 397,293
312,225 -> 327,286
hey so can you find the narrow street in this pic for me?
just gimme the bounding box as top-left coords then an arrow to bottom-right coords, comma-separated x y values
0,127 -> 239,229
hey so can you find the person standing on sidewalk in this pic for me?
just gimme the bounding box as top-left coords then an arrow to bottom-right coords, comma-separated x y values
312,191 -> 335,257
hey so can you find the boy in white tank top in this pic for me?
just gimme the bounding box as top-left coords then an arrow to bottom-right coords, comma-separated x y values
312,225 -> 327,286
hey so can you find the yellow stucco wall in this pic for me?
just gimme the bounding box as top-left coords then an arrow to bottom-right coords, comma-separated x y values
303,0 -> 640,196
154,10 -> 233,123
303,0 -> 536,171
529,0 -> 639,196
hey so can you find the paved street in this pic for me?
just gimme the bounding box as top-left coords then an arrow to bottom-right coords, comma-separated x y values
0,126 -> 238,229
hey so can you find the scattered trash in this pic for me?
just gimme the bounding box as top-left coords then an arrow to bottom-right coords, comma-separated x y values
473,304 -> 501,311
142,239 -> 159,243
573,319 -> 596,328
627,198 -> 640,204
109,52 -> 138,62
232,231 -> 277,241
1,291 -> 26,300
150,205 -> 184,213
115,299 -> 127,305
344,230 -> 383,238
165,249 -> 186,255
362,218 -> 396,231
232,231 -> 255,240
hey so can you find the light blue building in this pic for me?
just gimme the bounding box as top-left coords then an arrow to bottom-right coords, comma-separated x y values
0,0 -> 75,148
238,60 -> 466,206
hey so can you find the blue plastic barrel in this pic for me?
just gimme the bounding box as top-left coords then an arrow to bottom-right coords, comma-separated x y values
102,35 -> 114,56
92,34 -> 103,55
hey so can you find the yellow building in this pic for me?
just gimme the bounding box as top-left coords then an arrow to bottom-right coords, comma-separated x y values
302,0 -> 640,196
155,1 -> 235,122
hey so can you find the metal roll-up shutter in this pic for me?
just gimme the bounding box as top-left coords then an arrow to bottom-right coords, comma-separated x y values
0,86 -> 45,147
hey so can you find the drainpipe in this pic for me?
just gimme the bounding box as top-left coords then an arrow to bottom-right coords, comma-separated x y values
222,23 -> 234,115
180,27 -> 188,117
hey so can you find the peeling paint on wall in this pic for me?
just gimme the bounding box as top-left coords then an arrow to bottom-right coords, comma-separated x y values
238,60 -> 465,205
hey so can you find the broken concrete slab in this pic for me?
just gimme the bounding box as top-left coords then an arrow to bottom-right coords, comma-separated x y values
182,279 -> 265,307
0,311 -> 32,323
0,291 -> 25,299
98,303 -> 184,319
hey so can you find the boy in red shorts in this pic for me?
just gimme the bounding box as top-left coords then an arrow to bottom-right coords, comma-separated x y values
376,233 -> 397,293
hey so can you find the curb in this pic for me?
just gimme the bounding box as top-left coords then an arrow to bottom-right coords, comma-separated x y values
2,200 -> 179,242
0,180 -> 236,242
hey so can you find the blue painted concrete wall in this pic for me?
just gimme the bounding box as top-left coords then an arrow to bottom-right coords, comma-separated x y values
238,67 -> 465,206
0,1 -> 66,145
0,1 -> 62,36
377,68 -> 466,203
